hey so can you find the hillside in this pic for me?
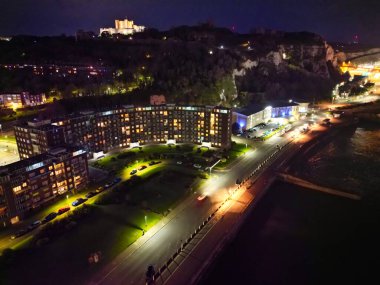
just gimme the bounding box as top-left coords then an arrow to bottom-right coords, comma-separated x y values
0,25 -> 341,108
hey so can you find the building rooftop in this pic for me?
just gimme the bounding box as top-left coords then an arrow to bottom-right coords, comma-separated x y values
0,147 -> 85,175
0,153 -> 50,175
234,101 -> 301,116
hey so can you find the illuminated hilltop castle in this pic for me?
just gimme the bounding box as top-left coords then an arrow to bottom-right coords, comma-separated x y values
100,18 -> 145,36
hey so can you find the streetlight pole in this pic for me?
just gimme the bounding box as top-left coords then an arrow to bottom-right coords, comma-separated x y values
144,215 -> 147,228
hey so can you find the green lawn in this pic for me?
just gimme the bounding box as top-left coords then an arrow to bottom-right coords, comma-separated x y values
215,143 -> 251,169
0,204 -> 160,285
0,109 -> 44,122
124,169 -> 197,213
92,144 -> 210,174
0,165 -> 200,285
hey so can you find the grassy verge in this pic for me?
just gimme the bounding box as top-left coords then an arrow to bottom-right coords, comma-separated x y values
215,142 -> 250,169
261,124 -> 288,140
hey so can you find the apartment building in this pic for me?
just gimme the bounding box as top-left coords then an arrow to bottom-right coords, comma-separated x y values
14,120 -> 65,159
0,148 -> 88,225
0,92 -> 46,109
15,105 -> 231,157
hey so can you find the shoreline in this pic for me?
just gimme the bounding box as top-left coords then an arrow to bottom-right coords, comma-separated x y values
200,111 -> 380,285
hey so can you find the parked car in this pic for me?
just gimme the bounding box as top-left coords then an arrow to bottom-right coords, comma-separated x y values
176,161 -> 183,165
27,220 -> 42,231
85,191 -> 97,199
130,169 -> 137,175
57,206 -> 70,215
193,164 -> 202,169
11,229 -> 28,240
72,198 -> 87,207
236,178 -> 242,185
42,212 -> 58,223
138,165 -> 147,171
95,186 -> 104,193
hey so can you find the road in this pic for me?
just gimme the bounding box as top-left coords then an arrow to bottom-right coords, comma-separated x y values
88,133 -> 291,285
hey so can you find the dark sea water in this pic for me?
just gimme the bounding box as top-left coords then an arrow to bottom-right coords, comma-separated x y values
201,122 -> 380,285
298,122 -> 380,201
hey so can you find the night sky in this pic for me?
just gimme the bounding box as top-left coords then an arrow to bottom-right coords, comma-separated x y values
0,0 -> 379,44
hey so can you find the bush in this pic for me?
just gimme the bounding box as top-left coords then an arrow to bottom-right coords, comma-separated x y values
117,152 -> 136,159
198,173 -> 208,179
36,237 -> 50,247
202,150 -> 215,158
1,248 -> 15,261
34,205 -> 94,242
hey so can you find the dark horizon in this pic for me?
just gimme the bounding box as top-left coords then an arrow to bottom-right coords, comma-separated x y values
0,0 -> 380,45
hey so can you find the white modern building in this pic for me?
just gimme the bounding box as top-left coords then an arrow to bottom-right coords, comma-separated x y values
232,102 -> 308,130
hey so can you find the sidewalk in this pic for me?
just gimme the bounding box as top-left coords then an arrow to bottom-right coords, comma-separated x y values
162,167 -> 277,285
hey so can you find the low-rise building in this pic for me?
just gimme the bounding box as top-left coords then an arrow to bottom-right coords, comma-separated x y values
0,148 -> 88,225
150,95 -> 166,105
232,102 -> 303,130
0,92 -> 46,109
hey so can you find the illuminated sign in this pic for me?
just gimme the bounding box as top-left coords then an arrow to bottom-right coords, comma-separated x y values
26,162 -> 44,172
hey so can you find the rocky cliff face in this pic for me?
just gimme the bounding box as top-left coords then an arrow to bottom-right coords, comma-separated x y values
234,38 -> 338,103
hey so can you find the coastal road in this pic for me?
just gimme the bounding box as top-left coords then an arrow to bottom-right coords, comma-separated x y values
88,134 -> 289,285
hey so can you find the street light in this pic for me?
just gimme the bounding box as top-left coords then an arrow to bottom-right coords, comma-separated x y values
144,215 -> 148,228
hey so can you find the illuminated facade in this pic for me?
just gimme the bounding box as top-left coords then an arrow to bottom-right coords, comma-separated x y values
233,102 -> 302,130
99,18 -> 145,36
0,148 -> 88,225
15,105 -> 231,158
0,92 -> 46,109
15,120 -> 65,159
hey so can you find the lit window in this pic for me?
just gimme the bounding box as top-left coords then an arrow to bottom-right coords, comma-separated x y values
12,186 -> 22,194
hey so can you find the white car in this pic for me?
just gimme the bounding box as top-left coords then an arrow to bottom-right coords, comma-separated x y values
193,164 -> 201,169
176,161 -> 183,165
197,193 -> 208,201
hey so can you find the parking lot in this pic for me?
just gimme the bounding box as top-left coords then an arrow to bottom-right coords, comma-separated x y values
0,140 -> 19,166
239,122 -> 286,140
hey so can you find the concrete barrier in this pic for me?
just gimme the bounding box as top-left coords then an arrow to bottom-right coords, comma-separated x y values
160,265 -> 166,273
